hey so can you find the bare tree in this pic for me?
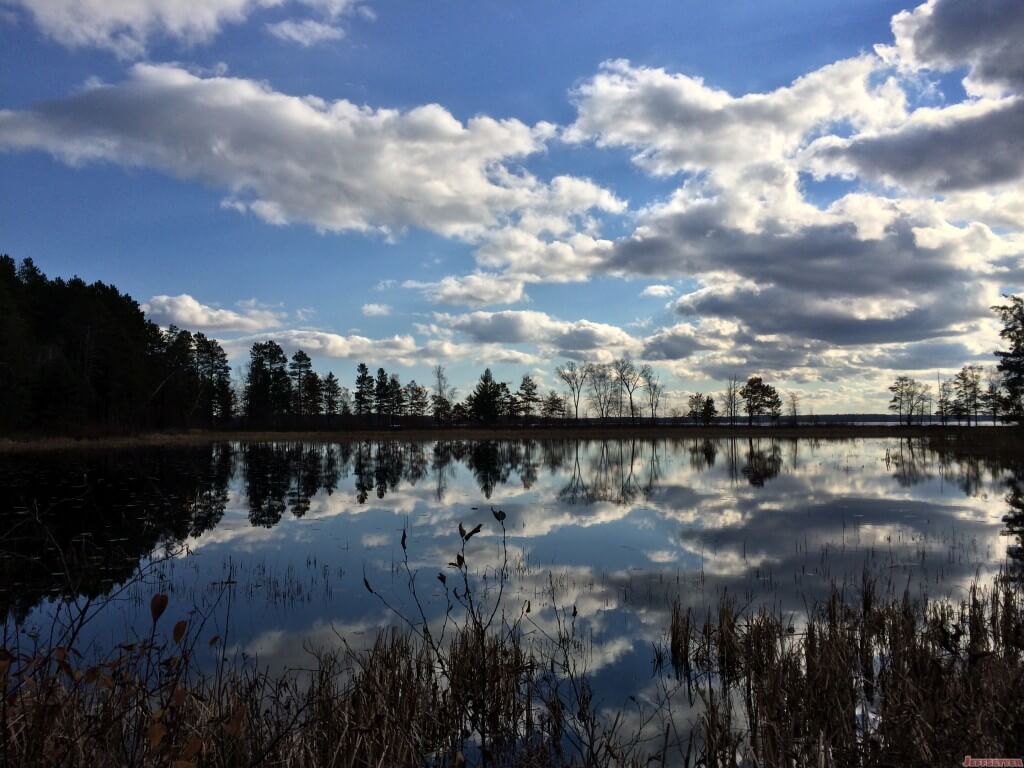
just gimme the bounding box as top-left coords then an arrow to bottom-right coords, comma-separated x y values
556,360 -> 591,420
587,363 -> 616,419
640,365 -> 663,420
611,357 -> 643,421
722,375 -> 741,426
787,392 -> 801,426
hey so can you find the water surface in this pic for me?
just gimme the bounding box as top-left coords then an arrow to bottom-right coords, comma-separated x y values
2,437 -> 1021,707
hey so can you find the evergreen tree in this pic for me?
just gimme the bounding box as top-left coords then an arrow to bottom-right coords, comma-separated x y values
994,295 -> 1024,422
517,375 -> 540,419
302,370 -> 323,416
288,350 -> 313,416
195,332 -> 233,425
700,395 -> 718,426
388,373 -> 405,416
467,369 -> 503,423
541,390 -> 566,419
244,341 -> 291,424
322,372 -> 342,417
354,363 -> 374,416
373,368 -> 390,416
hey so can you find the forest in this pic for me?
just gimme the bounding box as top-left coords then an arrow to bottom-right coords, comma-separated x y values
2,255 -> 1023,434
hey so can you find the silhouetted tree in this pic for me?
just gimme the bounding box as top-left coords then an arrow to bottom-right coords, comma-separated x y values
556,360 -> 591,420
354,363 -> 374,416
722,375 -> 742,426
740,376 -> 781,425
405,379 -> 429,417
288,350 -> 314,416
612,357 -> 643,421
517,375 -> 540,419
467,368 -> 503,423
541,390 -> 566,419
953,365 -> 983,426
244,341 -> 291,425
993,295 -> 1024,423
640,365 -> 663,420
322,372 -> 342,417
373,367 -> 390,416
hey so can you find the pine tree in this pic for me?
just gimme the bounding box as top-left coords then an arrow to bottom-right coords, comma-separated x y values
517,375 -> 540,419
288,350 -> 313,417
322,372 -> 341,417
994,295 -> 1024,422
373,368 -> 390,416
354,363 -> 374,416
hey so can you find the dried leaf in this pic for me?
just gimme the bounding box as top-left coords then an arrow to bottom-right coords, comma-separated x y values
401,528 -> 407,551
150,594 -> 169,624
465,523 -> 482,541
147,722 -> 167,749
182,736 -> 203,759
173,620 -> 188,645
458,522 -> 467,540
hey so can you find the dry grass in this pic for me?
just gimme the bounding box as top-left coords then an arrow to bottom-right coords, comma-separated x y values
668,577 -> 1024,766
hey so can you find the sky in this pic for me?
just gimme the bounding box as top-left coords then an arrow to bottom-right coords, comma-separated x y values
1,0 -> 1022,413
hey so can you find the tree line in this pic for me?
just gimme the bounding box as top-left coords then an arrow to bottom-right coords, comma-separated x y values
3,255 -> 1022,433
1,256 -> 234,433
887,296 -> 1024,426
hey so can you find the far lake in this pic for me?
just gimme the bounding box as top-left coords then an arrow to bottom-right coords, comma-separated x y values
2,437 -> 1021,709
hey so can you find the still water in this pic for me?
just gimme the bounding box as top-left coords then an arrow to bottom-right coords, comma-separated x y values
2,437 -> 1021,704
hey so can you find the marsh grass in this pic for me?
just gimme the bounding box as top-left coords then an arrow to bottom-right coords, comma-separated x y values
3,517 -> 1024,766
668,576 -> 1024,765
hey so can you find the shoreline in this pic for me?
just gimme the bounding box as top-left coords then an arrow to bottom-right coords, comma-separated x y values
1,423 -> 1018,452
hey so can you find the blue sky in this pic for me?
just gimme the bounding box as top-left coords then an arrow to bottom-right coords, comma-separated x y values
2,0 -> 1022,412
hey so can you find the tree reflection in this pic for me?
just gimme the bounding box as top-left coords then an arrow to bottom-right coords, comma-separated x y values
0,444 -> 234,620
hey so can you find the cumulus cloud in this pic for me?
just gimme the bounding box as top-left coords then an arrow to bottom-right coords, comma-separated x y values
0,64 -> 567,240
143,294 -> 285,332
566,56 -> 905,178
403,273 -> 528,307
266,18 -> 344,46
226,329 -> 419,364
3,0 -> 368,57
360,303 -> 391,317
434,310 -> 640,359
807,98 -> 1024,193
640,284 -> 675,298
883,0 -> 1024,96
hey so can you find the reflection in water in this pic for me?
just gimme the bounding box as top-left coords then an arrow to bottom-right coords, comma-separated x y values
1,436 -> 1022,710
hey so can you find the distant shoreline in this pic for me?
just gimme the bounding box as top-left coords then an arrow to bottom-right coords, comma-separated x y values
1,424 -> 1019,452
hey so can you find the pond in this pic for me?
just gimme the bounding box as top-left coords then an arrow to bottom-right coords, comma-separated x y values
2,437 -> 1022,712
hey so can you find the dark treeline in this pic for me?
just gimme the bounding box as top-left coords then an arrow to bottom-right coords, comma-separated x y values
1,256 -> 233,433
4,255 -> 1023,434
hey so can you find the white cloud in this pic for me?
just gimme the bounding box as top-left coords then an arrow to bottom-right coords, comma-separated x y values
640,284 -> 675,298
266,18 -> 344,46
434,309 -> 641,360
226,329 -> 419,364
3,0 -> 369,57
0,64 -> 553,239
360,302 -> 391,316
143,293 -> 285,332
403,273 -> 528,307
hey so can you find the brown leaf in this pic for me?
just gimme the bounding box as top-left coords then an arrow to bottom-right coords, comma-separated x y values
173,620 -> 188,645
147,722 -> 167,749
150,594 -> 169,624
181,736 -> 203,759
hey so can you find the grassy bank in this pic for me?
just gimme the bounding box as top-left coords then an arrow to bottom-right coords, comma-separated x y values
2,424 -> 1020,452
4,577 -> 1023,766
